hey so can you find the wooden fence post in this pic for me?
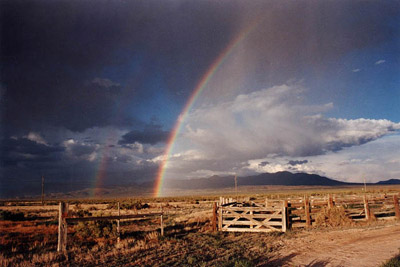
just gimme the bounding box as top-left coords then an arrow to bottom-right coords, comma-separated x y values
218,202 -> 223,230
304,195 -> 311,228
160,205 -> 164,236
212,202 -> 217,232
57,202 -> 68,253
117,202 -> 120,243
282,200 -> 288,232
328,194 -> 334,208
393,195 -> 400,219
364,195 -> 371,221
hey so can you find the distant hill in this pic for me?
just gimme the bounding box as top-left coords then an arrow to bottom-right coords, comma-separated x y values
162,171 -> 350,190
376,179 -> 400,185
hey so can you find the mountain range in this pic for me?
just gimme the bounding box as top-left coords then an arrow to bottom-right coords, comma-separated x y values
159,171 -> 400,190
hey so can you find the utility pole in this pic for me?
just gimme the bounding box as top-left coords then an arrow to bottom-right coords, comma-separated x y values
41,175 -> 45,205
234,174 -> 238,199
363,177 -> 367,193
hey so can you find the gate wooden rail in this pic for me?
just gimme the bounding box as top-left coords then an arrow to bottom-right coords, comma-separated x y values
213,193 -> 400,233
216,198 -> 289,233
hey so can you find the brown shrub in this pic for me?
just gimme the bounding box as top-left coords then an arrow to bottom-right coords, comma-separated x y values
315,206 -> 354,227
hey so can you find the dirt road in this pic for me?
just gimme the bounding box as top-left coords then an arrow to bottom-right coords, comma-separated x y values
274,223 -> 400,266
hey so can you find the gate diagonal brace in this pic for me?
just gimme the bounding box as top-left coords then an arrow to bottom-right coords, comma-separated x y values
222,210 -> 250,229
256,210 -> 281,229
223,209 -> 279,230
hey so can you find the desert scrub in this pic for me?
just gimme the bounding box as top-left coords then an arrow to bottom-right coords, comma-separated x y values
74,220 -> 118,239
218,258 -> 254,267
69,209 -> 92,218
381,252 -> 400,267
315,206 -> 354,227
107,200 -> 150,210
0,210 -> 24,221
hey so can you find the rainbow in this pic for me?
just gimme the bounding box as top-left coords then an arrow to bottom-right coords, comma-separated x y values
93,130 -> 117,197
93,142 -> 110,197
153,18 -> 263,197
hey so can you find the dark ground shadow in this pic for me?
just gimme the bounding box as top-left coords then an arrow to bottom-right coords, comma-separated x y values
265,253 -> 331,267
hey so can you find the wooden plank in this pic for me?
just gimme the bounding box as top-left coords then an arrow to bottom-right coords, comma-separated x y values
223,210 -> 249,228
222,202 -> 237,207
304,195 -> 311,228
223,207 -> 281,212
57,202 -> 68,253
222,213 -> 283,220
249,209 -> 253,229
117,202 -> 120,243
218,205 -> 223,230
220,228 -> 279,233
160,206 -> 164,236
282,200 -> 287,232
328,194 -> 334,208
250,210 -> 281,229
223,213 -> 283,219
224,209 -> 280,230
65,212 -> 162,223
222,220 -> 283,226
212,202 -> 217,232
394,195 -> 400,219
364,195 -> 371,221
375,216 -> 397,221
292,223 -> 307,228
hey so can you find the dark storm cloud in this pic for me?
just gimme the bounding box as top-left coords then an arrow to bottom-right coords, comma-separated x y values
67,142 -> 96,157
3,0 -> 397,135
0,137 -> 64,167
0,0 -> 240,134
288,160 -> 308,166
1,0 -> 399,197
235,1 -> 400,90
115,155 -> 131,163
119,124 -> 170,145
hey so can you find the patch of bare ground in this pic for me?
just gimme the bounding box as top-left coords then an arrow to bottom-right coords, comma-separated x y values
271,222 -> 400,267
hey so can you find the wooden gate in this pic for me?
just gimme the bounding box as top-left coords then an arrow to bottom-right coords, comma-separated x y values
218,199 -> 288,233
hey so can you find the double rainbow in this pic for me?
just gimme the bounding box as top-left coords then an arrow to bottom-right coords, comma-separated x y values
153,18 -> 262,197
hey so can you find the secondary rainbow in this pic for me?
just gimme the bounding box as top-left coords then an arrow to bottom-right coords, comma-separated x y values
93,129 -> 119,197
153,18 -> 262,197
93,139 -> 111,197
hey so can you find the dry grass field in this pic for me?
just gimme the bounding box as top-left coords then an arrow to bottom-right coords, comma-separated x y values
1,185 -> 400,266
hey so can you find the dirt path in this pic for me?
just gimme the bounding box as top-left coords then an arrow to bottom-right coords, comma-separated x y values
273,223 -> 400,266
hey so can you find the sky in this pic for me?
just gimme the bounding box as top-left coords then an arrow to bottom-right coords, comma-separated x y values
1,0 -> 400,197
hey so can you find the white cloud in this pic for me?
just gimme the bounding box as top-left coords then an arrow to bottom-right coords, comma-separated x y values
320,134 -> 400,182
125,142 -> 144,154
182,84 -> 399,158
245,134 -> 400,183
63,139 -> 99,161
375,59 -> 386,65
163,84 -> 400,181
25,132 -> 48,145
352,68 -> 361,72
